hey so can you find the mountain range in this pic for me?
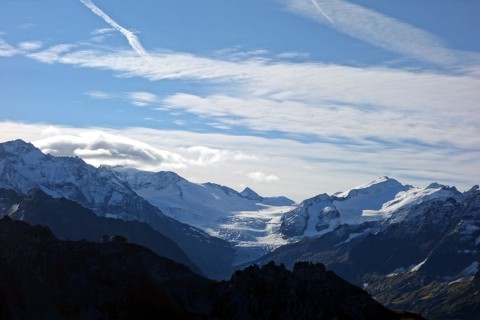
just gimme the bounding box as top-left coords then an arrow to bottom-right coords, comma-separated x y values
0,139 -> 478,319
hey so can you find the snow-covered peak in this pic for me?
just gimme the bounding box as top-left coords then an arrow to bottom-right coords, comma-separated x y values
332,177 -> 411,223
0,139 -> 38,155
0,139 -> 50,166
280,177 -> 414,238
240,187 -> 263,201
334,176 -> 406,199
0,140 -> 149,220
382,185 -> 460,215
106,166 -> 188,190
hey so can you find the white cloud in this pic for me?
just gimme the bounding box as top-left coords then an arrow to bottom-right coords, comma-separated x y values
26,44 -> 75,63
127,91 -> 157,106
247,171 -> 280,183
0,39 -> 19,57
17,41 -> 43,51
34,131 -> 187,170
41,126 -> 61,137
162,92 -> 480,149
182,146 -> 257,167
285,0 -> 477,67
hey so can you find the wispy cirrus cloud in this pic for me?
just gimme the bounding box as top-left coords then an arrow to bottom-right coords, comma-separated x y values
286,0 -> 478,67
0,39 -> 43,57
85,90 -> 158,107
25,43 -> 479,149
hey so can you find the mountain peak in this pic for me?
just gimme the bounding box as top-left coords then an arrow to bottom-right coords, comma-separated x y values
0,139 -> 39,155
334,176 -> 404,199
240,187 -> 263,201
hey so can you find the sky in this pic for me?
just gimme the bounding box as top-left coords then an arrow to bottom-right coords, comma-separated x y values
0,0 -> 479,201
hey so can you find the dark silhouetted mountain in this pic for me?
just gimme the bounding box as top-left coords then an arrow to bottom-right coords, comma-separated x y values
0,187 -> 201,275
0,217 -> 422,320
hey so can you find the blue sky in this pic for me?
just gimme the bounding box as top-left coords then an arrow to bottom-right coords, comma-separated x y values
0,0 -> 479,201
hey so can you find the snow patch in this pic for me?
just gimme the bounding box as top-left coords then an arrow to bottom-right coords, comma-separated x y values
410,258 -> 428,272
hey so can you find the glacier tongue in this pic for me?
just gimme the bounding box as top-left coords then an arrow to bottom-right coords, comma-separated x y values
107,166 -> 295,265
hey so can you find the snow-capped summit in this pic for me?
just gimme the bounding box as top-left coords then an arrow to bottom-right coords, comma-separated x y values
380,183 -> 462,224
333,176 -> 412,221
280,177 -> 412,238
334,176 -> 407,199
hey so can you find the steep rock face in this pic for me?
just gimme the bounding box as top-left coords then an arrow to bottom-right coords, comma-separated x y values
0,218 -> 421,320
0,140 -> 234,279
0,188 -> 201,275
257,221 -> 379,270
366,269 -> 480,320
280,193 -> 339,238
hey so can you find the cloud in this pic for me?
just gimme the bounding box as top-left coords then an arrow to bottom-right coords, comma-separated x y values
285,0 -> 477,67
0,39 -> 19,57
91,27 -> 116,35
85,90 -> 112,100
6,127 -> 256,173
79,0 -> 148,57
41,126 -> 61,137
247,171 -> 280,183
0,39 -> 42,57
182,146 -> 257,166
26,44 -> 75,63
162,92 -> 480,149
17,41 -> 43,51
34,131 -> 187,169
127,91 -> 157,106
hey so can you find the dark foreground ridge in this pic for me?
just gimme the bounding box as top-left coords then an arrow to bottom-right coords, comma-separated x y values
0,217 -> 423,320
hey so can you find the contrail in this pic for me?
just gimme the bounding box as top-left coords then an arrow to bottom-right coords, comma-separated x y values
79,0 -> 147,57
309,0 -> 334,24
